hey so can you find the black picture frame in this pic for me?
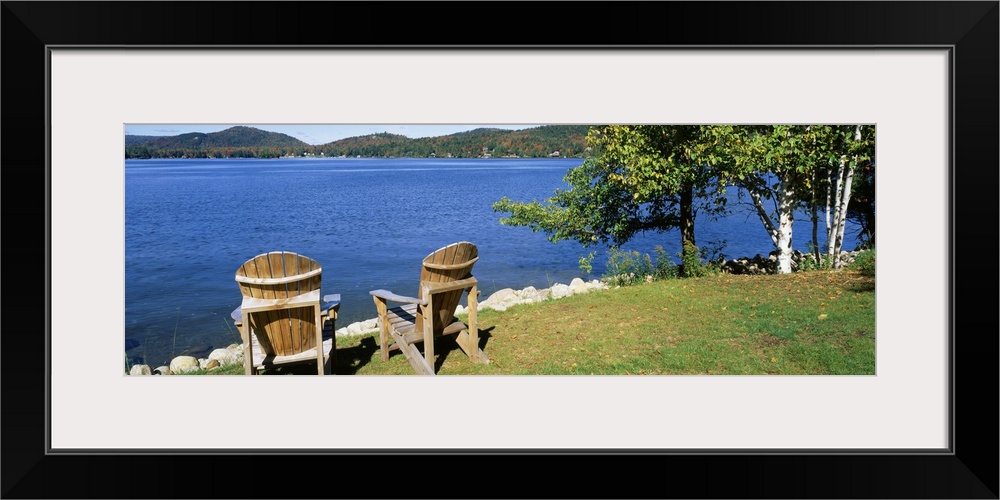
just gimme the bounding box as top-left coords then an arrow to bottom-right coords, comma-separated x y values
4,1 -> 997,498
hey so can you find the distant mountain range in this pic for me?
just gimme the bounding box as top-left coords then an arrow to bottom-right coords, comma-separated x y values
125,125 -> 594,159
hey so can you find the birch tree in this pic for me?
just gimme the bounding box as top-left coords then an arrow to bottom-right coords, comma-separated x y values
708,125 -> 874,273
824,125 -> 875,268
803,124 -> 876,267
708,125 -> 827,274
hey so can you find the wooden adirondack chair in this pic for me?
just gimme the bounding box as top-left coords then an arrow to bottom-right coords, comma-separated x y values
232,251 -> 340,375
370,241 -> 489,375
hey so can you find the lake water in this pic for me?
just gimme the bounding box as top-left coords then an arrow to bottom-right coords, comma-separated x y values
125,157 -> 859,367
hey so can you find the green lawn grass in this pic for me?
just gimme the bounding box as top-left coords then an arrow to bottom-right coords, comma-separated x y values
202,269 -> 874,376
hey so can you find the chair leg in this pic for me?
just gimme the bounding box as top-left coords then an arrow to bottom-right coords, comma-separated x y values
373,296 -> 389,362
421,295 -> 435,374
468,284 -> 484,363
315,307 -> 324,375
454,285 -> 489,364
326,313 -> 336,375
241,313 -> 254,375
392,330 -> 434,375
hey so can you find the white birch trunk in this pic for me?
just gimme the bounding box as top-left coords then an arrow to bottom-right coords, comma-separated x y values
811,203 -> 821,263
832,165 -> 855,269
828,125 -> 862,269
827,160 -> 844,258
825,172 -> 833,233
775,180 -> 795,274
747,180 -> 794,274
748,188 -> 780,247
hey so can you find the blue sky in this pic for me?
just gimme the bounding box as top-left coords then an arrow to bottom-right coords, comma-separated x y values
124,124 -> 543,145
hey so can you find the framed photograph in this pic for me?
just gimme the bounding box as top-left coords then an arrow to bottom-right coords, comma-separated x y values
6,2 -> 996,498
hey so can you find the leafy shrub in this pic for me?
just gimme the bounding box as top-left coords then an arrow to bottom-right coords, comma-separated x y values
850,249 -> 876,277
798,253 -> 834,272
653,246 -> 679,280
604,248 -> 655,287
603,243 -> 724,286
578,252 -> 596,275
680,241 -> 709,278
798,243 -> 833,272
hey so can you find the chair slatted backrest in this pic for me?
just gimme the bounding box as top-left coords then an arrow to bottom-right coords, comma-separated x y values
235,251 -> 322,357
415,242 -> 478,335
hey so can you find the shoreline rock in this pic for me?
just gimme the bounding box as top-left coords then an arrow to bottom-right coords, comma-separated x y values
718,249 -> 864,275
129,343 -> 246,376
334,278 -> 610,335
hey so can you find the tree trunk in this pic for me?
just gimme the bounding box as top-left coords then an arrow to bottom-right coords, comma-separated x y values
680,182 -> 695,248
825,169 -> 833,256
748,189 -> 779,247
775,179 -> 795,274
827,125 -> 862,269
811,203 -> 821,264
745,177 -> 793,274
827,161 -> 843,258
832,162 -> 855,269
811,169 -> 822,264
679,180 -> 696,276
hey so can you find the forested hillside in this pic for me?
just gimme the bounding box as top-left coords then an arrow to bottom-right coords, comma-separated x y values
125,126 -> 311,159
125,125 -> 594,159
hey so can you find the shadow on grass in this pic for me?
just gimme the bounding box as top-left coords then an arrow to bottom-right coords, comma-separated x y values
333,335 -> 379,375
259,326 -> 496,375
252,337 -> 376,375
369,326 -> 496,374
848,278 -> 876,293
432,326 -> 495,373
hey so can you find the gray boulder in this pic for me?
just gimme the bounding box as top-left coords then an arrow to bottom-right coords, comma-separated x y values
169,355 -> 200,374
129,364 -> 152,376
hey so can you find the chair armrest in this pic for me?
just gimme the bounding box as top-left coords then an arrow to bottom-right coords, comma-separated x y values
231,307 -> 242,322
322,294 -> 341,316
369,289 -> 428,306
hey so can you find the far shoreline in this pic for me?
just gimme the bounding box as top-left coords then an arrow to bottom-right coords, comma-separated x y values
125,156 -> 589,161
